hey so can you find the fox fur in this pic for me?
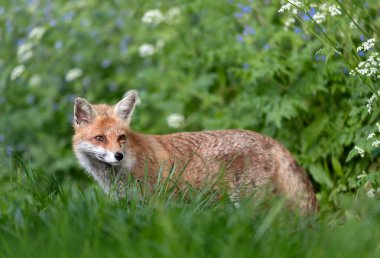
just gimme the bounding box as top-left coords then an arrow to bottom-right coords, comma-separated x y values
72,90 -> 318,214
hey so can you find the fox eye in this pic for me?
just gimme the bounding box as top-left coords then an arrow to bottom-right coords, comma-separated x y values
118,134 -> 126,142
94,135 -> 106,142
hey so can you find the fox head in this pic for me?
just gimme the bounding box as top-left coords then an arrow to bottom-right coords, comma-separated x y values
72,90 -> 138,167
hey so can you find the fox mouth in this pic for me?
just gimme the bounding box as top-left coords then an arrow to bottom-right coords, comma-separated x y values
95,155 -> 122,166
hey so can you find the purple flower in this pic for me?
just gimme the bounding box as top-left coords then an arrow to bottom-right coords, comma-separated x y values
358,50 -> 365,57
102,59 -> 111,68
236,34 -> 244,42
263,44 -> 271,50
243,26 -> 255,35
234,12 -> 243,19
52,103 -> 59,111
26,94 -> 36,104
63,11 -> 75,21
241,6 -> 251,13
360,35 -> 365,42
302,13 -> 310,21
55,40 -> 63,49
6,18 -> 12,33
49,20 -> 57,27
115,18 -> 124,28
309,7 -> 316,16
119,36 -> 130,53
315,54 -> 326,61
108,83 -> 118,91
6,146 -> 13,156
294,27 -> 302,34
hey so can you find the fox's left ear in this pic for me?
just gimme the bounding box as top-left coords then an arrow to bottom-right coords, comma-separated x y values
115,90 -> 138,124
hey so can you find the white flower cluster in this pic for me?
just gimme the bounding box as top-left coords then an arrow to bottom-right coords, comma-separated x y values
357,171 -> 367,179
363,123 -> 380,151
312,4 -> 342,24
10,26 -> 46,81
142,7 -> 181,25
138,40 -> 165,58
278,1 -> 303,14
65,68 -> 83,82
350,52 -> 380,79
29,27 -> 46,40
350,39 -> 379,80
367,187 -> 380,198
10,65 -> 25,81
283,17 -> 295,31
365,91 -> 380,114
167,113 -> 185,128
357,38 -> 376,52
320,3 -> 341,16
142,9 -> 164,25
17,26 -> 46,63
354,145 -> 365,157
278,2 -> 342,29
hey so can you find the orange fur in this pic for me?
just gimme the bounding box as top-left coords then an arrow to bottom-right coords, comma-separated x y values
73,91 -> 318,214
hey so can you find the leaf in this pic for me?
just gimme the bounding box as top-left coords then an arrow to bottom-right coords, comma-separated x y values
331,157 -> 343,177
308,164 -> 334,189
301,116 -> 329,153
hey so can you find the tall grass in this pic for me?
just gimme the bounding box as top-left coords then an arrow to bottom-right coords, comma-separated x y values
1,159 -> 380,258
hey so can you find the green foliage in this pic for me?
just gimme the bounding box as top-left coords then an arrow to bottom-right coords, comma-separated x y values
1,0 -> 380,212
1,162 -> 380,257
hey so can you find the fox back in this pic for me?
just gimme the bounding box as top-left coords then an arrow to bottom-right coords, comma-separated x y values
72,90 -> 318,214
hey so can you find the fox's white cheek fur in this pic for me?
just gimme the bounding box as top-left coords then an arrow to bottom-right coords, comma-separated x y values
76,141 -> 120,164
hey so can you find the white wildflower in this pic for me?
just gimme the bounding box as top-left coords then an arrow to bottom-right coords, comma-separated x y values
328,5 -> 341,16
167,113 -> 184,128
372,140 -> 380,147
278,1 -> 303,14
10,65 -> 25,80
357,38 -> 376,52
319,3 -> 328,12
367,188 -> 376,198
365,92 -> 379,114
139,43 -> 155,57
142,9 -> 164,25
166,7 -> 181,23
313,12 -> 326,24
28,26 -> 46,40
357,171 -> 367,179
17,42 -> 34,63
284,17 -> 295,31
29,74 -> 41,87
354,145 -> 365,158
278,3 -> 292,13
65,68 -> 83,82
367,133 -> 376,140
350,52 -> 380,81
376,123 -> 380,132
377,187 -> 380,193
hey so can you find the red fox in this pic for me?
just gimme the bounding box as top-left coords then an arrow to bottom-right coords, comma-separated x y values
72,90 -> 318,213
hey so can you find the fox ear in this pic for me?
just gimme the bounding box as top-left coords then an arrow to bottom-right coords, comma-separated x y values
74,97 -> 95,126
115,90 -> 138,124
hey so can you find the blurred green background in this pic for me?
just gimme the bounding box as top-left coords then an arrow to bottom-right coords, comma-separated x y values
1,0 -> 380,208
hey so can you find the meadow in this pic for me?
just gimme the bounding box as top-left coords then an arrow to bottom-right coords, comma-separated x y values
1,0 -> 380,257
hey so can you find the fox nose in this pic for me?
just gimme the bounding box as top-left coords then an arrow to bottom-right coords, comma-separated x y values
114,152 -> 124,161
